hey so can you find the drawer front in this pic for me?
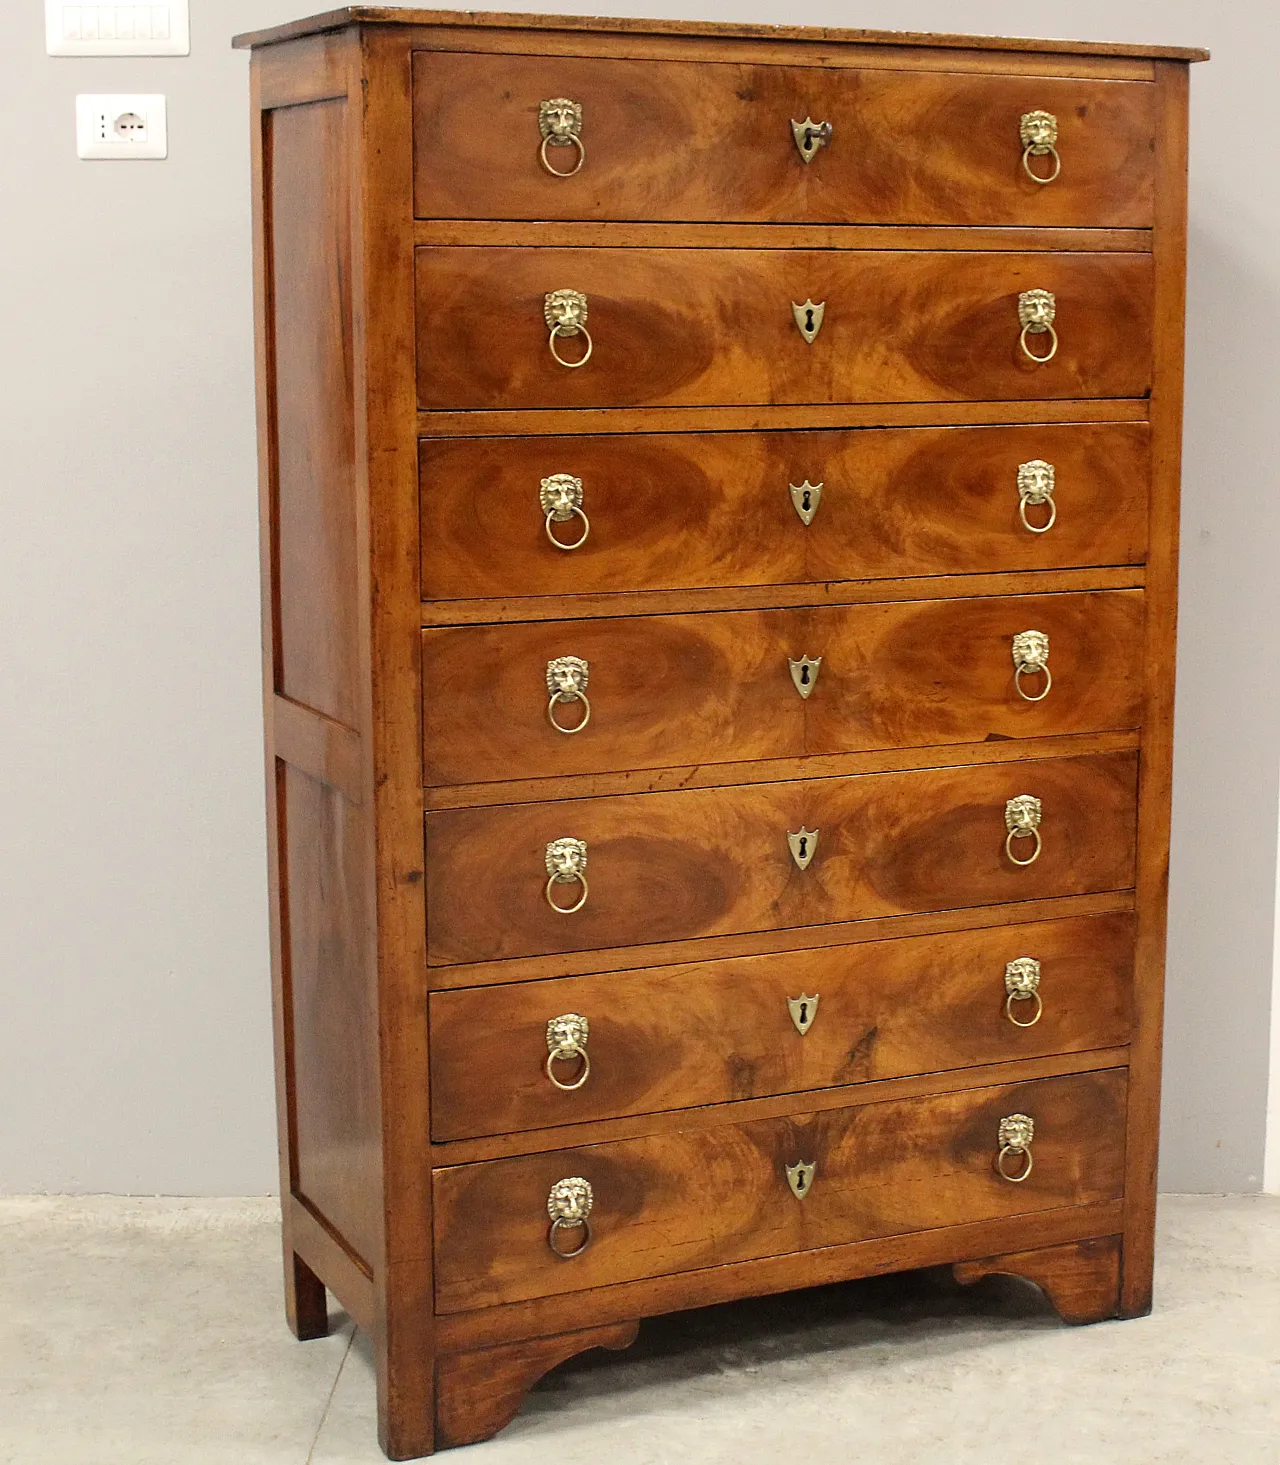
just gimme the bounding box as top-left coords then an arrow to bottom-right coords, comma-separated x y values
423,591 -> 1144,786
432,1068 -> 1128,1311
414,53 -> 1155,227
425,751 -> 1138,965
420,423 -> 1151,601
416,248 -> 1153,410
429,913 -> 1133,1140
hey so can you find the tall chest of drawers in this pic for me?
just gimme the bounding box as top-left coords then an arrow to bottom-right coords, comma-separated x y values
236,9 -> 1205,1457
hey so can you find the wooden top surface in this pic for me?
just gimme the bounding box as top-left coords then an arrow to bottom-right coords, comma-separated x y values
231,6 -> 1209,61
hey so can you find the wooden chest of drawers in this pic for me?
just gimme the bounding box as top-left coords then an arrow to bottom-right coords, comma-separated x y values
235,9 -> 1205,1457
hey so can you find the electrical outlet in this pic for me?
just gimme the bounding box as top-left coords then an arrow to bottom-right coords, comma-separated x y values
47,3 -> 190,56
75,95 -> 168,160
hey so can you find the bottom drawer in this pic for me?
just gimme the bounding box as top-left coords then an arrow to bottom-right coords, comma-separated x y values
432,1068 -> 1127,1313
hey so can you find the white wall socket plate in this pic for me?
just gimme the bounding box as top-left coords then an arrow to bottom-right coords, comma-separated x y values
47,3 -> 190,56
76,95 -> 168,160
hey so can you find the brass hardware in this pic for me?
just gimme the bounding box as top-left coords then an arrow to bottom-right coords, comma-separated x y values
1004,958 -> 1044,1028
791,116 -> 832,164
539,98 -> 585,177
545,837 -> 589,914
1018,289 -> 1058,364
788,993 -> 820,1036
785,1160 -> 816,1199
789,480 -> 823,526
996,1114 -> 1035,1183
545,1013 -> 591,1090
791,299 -> 825,344
1020,110 -> 1061,184
545,289 -> 593,368
1012,630 -> 1052,703
546,655 -> 591,735
788,655 -> 822,700
787,826 -> 819,872
541,473 -> 590,550
1004,795 -> 1043,866
1017,459 -> 1057,534
547,1176 -> 593,1257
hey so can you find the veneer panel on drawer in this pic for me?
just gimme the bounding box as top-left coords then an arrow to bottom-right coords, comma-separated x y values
415,248 -> 1152,410
429,912 -> 1133,1140
414,53 -> 1155,227
432,1068 -> 1128,1311
422,591 -> 1144,786
419,423 -> 1149,600
425,750 -> 1138,965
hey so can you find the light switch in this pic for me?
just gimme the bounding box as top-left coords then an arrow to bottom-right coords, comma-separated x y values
47,3 -> 189,56
75,94 -> 168,160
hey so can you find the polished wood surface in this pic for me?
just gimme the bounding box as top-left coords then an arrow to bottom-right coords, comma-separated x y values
415,53 -> 1155,227
420,423 -> 1149,602
416,247 -> 1153,410
433,1068 -> 1127,1312
953,1233 -> 1122,1324
426,751 -> 1138,965
429,912 -> 1133,1140
422,590 -> 1144,786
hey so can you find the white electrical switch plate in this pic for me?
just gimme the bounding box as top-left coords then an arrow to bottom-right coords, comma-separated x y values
76,94 -> 168,159
47,3 -> 190,56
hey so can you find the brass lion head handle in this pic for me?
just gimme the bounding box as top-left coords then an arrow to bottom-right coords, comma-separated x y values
1017,458 -> 1057,533
1020,110 -> 1060,184
547,1176 -> 593,1257
1004,795 -> 1042,866
1012,629 -> 1051,703
546,656 -> 591,735
996,1113 -> 1035,1182
540,473 -> 590,550
1004,957 -> 1043,1028
545,1012 -> 591,1091
544,289 -> 593,369
545,836 -> 589,914
539,97 -> 585,177
1018,289 -> 1058,364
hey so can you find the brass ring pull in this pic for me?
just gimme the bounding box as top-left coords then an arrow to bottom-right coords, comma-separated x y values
1018,289 -> 1058,364
546,655 -> 591,735
545,837 -> 589,914
1014,665 -> 1052,701
1017,459 -> 1058,535
1022,143 -> 1061,184
1020,111 -> 1060,185
1004,795 -> 1042,867
548,688 -> 591,733
1012,630 -> 1051,703
547,1177 -> 593,1258
549,321 -> 593,368
1004,956 -> 1044,1028
545,1014 -> 591,1090
541,473 -> 590,550
545,289 -> 592,369
996,1114 -> 1035,1183
1019,495 -> 1057,533
539,98 -> 585,177
1005,989 -> 1045,1027
546,506 -> 590,549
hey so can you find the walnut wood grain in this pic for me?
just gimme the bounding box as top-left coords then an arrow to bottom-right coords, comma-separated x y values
432,1069 -> 1127,1313
416,247 -> 1153,411
422,590 -> 1143,786
429,912 -> 1133,1141
953,1234 -> 1122,1324
419,423 -> 1149,602
426,750 -> 1138,966
415,53 -> 1155,227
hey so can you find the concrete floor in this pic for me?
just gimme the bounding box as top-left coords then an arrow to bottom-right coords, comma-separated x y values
1,1195 -> 1277,1464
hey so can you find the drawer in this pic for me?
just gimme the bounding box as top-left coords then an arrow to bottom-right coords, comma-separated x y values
432,1068 -> 1128,1311
429,912 -> 1133,1140
423,591 -> 1144,786
425,750 -> 1138,965
416,248 -> 1152,410
413,52 -> 1155,227
420,423 -> 1151,601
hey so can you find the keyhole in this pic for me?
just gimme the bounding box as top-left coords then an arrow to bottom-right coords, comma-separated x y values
802,489 -> 812,510
799,836 -> 808,858
800,666 -> 810,686
797,1172 -> 807,1193
799,1002 -> 809,1025
804,308 -> 815,332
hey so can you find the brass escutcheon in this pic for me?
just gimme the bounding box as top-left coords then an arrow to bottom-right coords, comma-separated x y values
546,655 -> 591,734
1020,110 -> 1061,184
1004,957 -> 1044,1028
545,289 -> 593,368
547,1176 -> 593,1256
788,655 -> 822,700
540,473 -> 590,550
1004,795 -> 1043,866
789,480 -> 823,525
1012,629 -> 1052,702
1017,459 -> 1057,534
785,1160 -> 817,1199
787,993 -> 820,1036
792,299 -> 825,344
787,826 -> 819,872
791,116 -> 832,164
996,1113 -> 1035,1182
1018,289 -> 1058,364
545,1013 -> 591,1090
545,837 -> 589,914
539,97 -> 585,177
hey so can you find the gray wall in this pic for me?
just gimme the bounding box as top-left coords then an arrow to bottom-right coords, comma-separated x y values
0,1 -> 1274,1194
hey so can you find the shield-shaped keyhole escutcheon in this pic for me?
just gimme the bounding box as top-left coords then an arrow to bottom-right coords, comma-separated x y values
788,826 -> 819,871
789,480 -> 823,526
786,1160 -> 816,1200
788,993 -> 819,1036
789,655 -> 822,699
791,299 -> 825,344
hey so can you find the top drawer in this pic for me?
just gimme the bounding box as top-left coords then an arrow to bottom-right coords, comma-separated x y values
413,52 -> 1156,227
